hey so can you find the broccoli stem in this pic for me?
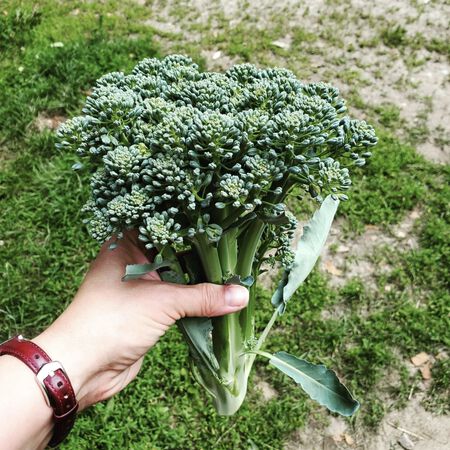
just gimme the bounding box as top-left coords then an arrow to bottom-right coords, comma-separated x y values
192,233 -> 223,283
215,228 -> 242,383
191,218 -> 267,414
177,181 -> 302,415
218,226 -> 238,277
221,206 -> 246,230
181,198 -> 287,414
193,234 -> 237,378
236,220 -> 265,342
235,220 -> 264,276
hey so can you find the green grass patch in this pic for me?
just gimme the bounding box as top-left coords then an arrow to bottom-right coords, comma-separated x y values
381,25 -> 408,48
380,24 -> 449,59
0,0 -> 159,149
291,26 -> 317,47
423,358 -> 450,414
340,131 -> 428,231
0,5 -> 42,50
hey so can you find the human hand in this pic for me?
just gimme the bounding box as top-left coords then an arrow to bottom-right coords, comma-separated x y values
33,232 -> 249,411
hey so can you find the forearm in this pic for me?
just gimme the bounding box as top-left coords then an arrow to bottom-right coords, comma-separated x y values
0,355 -> 53,450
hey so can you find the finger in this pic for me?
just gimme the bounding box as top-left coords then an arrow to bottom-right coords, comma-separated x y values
150,282 -> 249,319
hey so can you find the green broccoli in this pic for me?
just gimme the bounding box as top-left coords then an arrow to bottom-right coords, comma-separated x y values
58,55 -> 376,416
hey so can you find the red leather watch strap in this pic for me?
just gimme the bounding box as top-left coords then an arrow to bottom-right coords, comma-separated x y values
0,335 -> 78,447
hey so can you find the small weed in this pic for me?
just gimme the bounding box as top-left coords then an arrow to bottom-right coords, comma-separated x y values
381,25 -> 408,48
425,37 -> 450,58
373,103 -> 402,129
434,126 -> 450,150
328,243 -> 339,255
291,26 -> 317,47
0,6 -> 42,50
423,358 -> 450,414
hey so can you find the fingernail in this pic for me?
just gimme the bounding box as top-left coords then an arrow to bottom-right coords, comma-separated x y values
225,285 -> 249,308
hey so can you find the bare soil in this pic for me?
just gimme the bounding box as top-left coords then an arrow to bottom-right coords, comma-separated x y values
284,397 -> 450,449
320,208 -> 421,289
34,112 -> 67,132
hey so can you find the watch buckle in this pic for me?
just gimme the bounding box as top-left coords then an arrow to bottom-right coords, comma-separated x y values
36,361 -> 67,407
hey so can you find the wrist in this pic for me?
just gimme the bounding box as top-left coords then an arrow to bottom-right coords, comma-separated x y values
0,354 -> 54,450
32,327 -> 96,411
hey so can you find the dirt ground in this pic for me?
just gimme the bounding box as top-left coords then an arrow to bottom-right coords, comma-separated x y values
285,396 -> 450,450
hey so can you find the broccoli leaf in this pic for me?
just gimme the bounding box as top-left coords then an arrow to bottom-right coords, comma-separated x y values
160,270 -> 186,284
268,351 -> 359,416
122,261 -> 172,281
159,266 -> 220,375
178,317 -> 220,373
257,210 -> 292,225
271,195 -> 339,312
224,274 -> 254,287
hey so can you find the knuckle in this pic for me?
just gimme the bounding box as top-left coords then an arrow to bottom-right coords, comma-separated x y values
200,283 -> 220,316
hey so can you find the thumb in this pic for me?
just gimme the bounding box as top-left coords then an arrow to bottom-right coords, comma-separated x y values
167,283 -> 249,318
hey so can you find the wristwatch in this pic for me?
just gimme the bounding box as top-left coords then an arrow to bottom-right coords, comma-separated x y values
0,335 -> 79,447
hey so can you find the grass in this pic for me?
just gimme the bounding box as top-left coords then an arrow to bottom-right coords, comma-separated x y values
381,25 -> 408,48
380,24 -> 450,59
0,0 -> 449,448
423,358 -> 450,414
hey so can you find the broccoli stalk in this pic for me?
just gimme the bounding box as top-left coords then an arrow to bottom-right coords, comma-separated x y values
58,55 -> 377,416
198,221 -> 263,414
159,215 -> 263,414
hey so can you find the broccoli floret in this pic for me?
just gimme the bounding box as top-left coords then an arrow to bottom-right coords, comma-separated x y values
59,54 -> 376,255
